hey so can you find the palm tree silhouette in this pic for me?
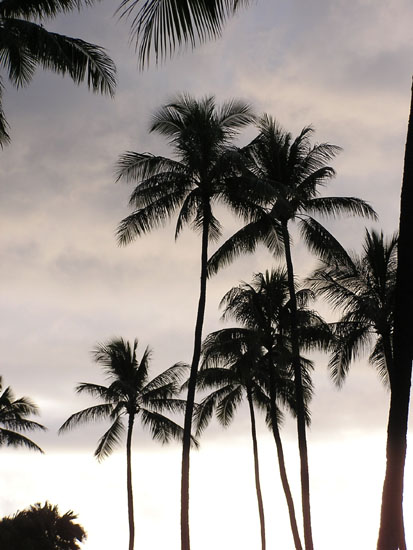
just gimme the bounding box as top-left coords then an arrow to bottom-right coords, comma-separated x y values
59,338 -> 190,550
0,376 -> 46,452
115,0 -> 251,67
208,269 -> 329,549
115,93 -> 256,550
0,501 -> 86,550
309,229 -> 397,387
207,115 -> 376,550
309,229 -> 405,547
0,0 -> 117,145
195,327 -> 270,550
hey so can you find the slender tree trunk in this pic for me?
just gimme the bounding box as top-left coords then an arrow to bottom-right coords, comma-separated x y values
377,79 -> 413,550
267,363 -> 303,550
181,213 -> 209,550
126,414 -> 135,550
246,386 -> 266,550
281,223 -> 314,550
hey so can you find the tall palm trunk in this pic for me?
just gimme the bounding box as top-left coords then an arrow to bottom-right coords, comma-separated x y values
281,222 -> 314,550
126,414 -> 135,550
181,211 -> 210,550
268,360 -> 303,550
246,385 -> 266,550
377,79 -> 413,550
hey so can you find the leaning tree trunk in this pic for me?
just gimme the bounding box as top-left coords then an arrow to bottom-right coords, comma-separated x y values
126,414 -> 135,550
181,213 -> 209,550
377,79 -> 413,550
246,385 -> 267,550
281,223 -> 314,550
267,361 -> 303,550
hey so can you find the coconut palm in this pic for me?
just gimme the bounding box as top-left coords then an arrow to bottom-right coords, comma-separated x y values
115,0 -> 251,67
195,327 -> 270,550
0,0 -> 117,145
115,93 -> 257,550
309,229 -> 397,386
376,84 -> 413,550
59,338 -> 190,550
207,115 -> 376,550
0,376 -> 46,452
211,268 -> 330,550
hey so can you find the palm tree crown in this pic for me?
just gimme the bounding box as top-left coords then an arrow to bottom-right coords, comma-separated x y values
309,228 -> 397,386
0,376 -> 46,452
116,93 -> 257,246
0,0 -> 117,145
59,338 -> 188,459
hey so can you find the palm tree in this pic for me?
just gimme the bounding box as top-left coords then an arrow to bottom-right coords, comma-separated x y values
309,229 -> 397,387
211,268 -> 330,550
0,376 -> 46,452
309,228 -> 409,549
115,93 -> 257,550
115,0 -> 251,67
195,327 -> 270,550
207,115 -> 376,550
59,338 -> 190,550
0,0 -> 117,145
376,82 -> 413,550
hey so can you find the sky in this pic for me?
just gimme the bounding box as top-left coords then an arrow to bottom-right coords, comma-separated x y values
0,0 -> 412,548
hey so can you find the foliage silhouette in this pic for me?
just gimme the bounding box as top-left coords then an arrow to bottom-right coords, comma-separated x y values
115,0 -> 251,68
199,269 -> 330,549
309,228 -> 397,387
115,93 -> 257,550
0,376 -> 46,452
59,337 -> 190,550
0,0 -> 117,145
0,501 -> 86,550
207,115 -> 376,550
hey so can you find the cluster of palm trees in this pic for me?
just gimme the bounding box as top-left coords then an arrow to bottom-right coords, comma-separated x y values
0,89 -> 404,550
1,0 -> 410,548
109,93 -> 399,550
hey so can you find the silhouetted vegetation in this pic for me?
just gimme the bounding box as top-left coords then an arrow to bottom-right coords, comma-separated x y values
59,337 -> 189,550
0,0 -> 116,145
0,502 -> 86,550
0,376 -> 46,452
115,94 -> 258,550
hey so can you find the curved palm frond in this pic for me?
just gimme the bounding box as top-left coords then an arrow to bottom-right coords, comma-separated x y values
58,403 -> 116,433
94,415 -> 125,460
115,1 -> 251,68
0,19 -> 116,94
0,428 -> 44,452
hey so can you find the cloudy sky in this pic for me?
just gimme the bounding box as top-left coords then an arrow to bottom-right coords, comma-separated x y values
0,0 -> 412,548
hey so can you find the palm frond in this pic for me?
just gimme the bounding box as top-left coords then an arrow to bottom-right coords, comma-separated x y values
0,19 -> 116,94
94,415 -> 125,460
115,152 -> 187,184
0,0 -> 92,19
304,196 -> 377,221
116,0 -> 251,68
140,408 -> 198,447
207,216 -> 281,277
58,403 -> 116,433
298,216 -> 351,264
0,428 -> 44,452
328,322 -> 373,386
